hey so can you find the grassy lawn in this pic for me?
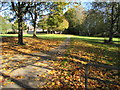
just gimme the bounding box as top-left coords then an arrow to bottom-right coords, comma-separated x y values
67,35 -> 119,66
0,34 -> 70,38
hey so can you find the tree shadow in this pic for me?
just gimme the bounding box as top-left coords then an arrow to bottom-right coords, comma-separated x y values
73,37 -> 120,47
2,36 -> 120,89
1,72 -> 33,88
2,37 -> 18,43
70,37 -> 119,65
2,46 -> 75,74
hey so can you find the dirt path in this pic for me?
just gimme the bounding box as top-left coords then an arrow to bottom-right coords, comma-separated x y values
1,36 -> 71,89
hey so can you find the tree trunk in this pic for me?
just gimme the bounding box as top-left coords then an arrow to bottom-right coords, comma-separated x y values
18,16 -> 24,45
33,24 -> 37,37
17,2 -> 24,45
43,29 -> 44,32
116,4 -> 120,35
108,3 -> 114,43
33,3 -> 37,37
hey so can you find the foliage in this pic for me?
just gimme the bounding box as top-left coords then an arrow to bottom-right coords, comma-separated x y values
0,15 -> 12,33
81,9 -> 106,36
37,16 -> 49,31
46,2 -> 69,33
91,2 -> 120,42
47,14 -> 69,33
64,6 -> 86,35
47,13 -> 64,29
12,19 -> 28,31
54,18 -> 69,32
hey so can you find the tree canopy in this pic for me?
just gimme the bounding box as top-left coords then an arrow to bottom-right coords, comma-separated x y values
64,6 -> 86,35
0,1 -> 119,43
0,15 -> 12,33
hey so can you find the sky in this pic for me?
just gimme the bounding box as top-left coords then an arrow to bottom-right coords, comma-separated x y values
0,1 -> 92,16
0,1 -> 92,26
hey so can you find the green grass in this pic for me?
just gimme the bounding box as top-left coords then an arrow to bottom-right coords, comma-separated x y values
1,34 -> 119,44
66,35 -> 119,66
69,35 -> 119,44
74,35 -> 119,51
1,34 -> 119,41
0,34 -> 71,39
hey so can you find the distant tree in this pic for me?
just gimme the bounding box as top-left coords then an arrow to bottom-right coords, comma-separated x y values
91,2 -> 120,43
0,15 -> 12,33
54,18 -> 69,34
82,9 -> 106,36
46,2 -> 69,33
64,6 -> 86,35
28,2 -> 48,37
37,16 -> 49,33
47,13 -> 64,33
12,19 -> 28,32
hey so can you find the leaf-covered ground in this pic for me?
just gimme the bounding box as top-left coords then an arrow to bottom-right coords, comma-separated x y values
61,37 -> 120,89
1,34 -> 120,89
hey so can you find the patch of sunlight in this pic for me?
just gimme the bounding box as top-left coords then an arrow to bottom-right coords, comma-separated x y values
48,70 -> 56,74
98,44 -> 119,51
34,62 -> 48,67
69,58 -> 87,65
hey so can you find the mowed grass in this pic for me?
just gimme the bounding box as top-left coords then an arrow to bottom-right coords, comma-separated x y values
0,34 -> 70,39
66,35 -> 119,66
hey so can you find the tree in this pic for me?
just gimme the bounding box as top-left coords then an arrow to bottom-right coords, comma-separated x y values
12,19 -> 28,33
37,16 -> 49,33
64,6 -> 86,35
0,15 -> 12,34
46,2 -> 69,33
11,2 -> 31,45
81,9 -> 106,36
54,18 -> 69,34
91,2 -> 120,43
47,13 -> 64,33
28,2 -> 47,37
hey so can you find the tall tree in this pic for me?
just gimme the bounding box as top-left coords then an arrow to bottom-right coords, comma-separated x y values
37,16 -> 49,33
0,15 -> 12,33
91,2 -> 120,43
11,2 -> 31,45
46,2 -> 69,33
64,6 -> 86,35
28,2 -> 47,37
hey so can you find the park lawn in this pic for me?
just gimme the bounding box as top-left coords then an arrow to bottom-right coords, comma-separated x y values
68,35 -> 119,66
1,34 -> 120,89
0,34 -> 70,39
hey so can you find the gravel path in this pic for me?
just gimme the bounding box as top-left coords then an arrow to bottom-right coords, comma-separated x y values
1,36 -> 71,89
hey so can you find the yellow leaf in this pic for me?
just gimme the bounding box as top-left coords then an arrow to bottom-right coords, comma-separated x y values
55,81 -> 61,85
51,82 -> 55,85
48,70 -> 56,74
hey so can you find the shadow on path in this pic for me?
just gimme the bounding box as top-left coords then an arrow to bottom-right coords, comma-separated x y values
1,72 -> 33,89
1,37 -> 71,89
